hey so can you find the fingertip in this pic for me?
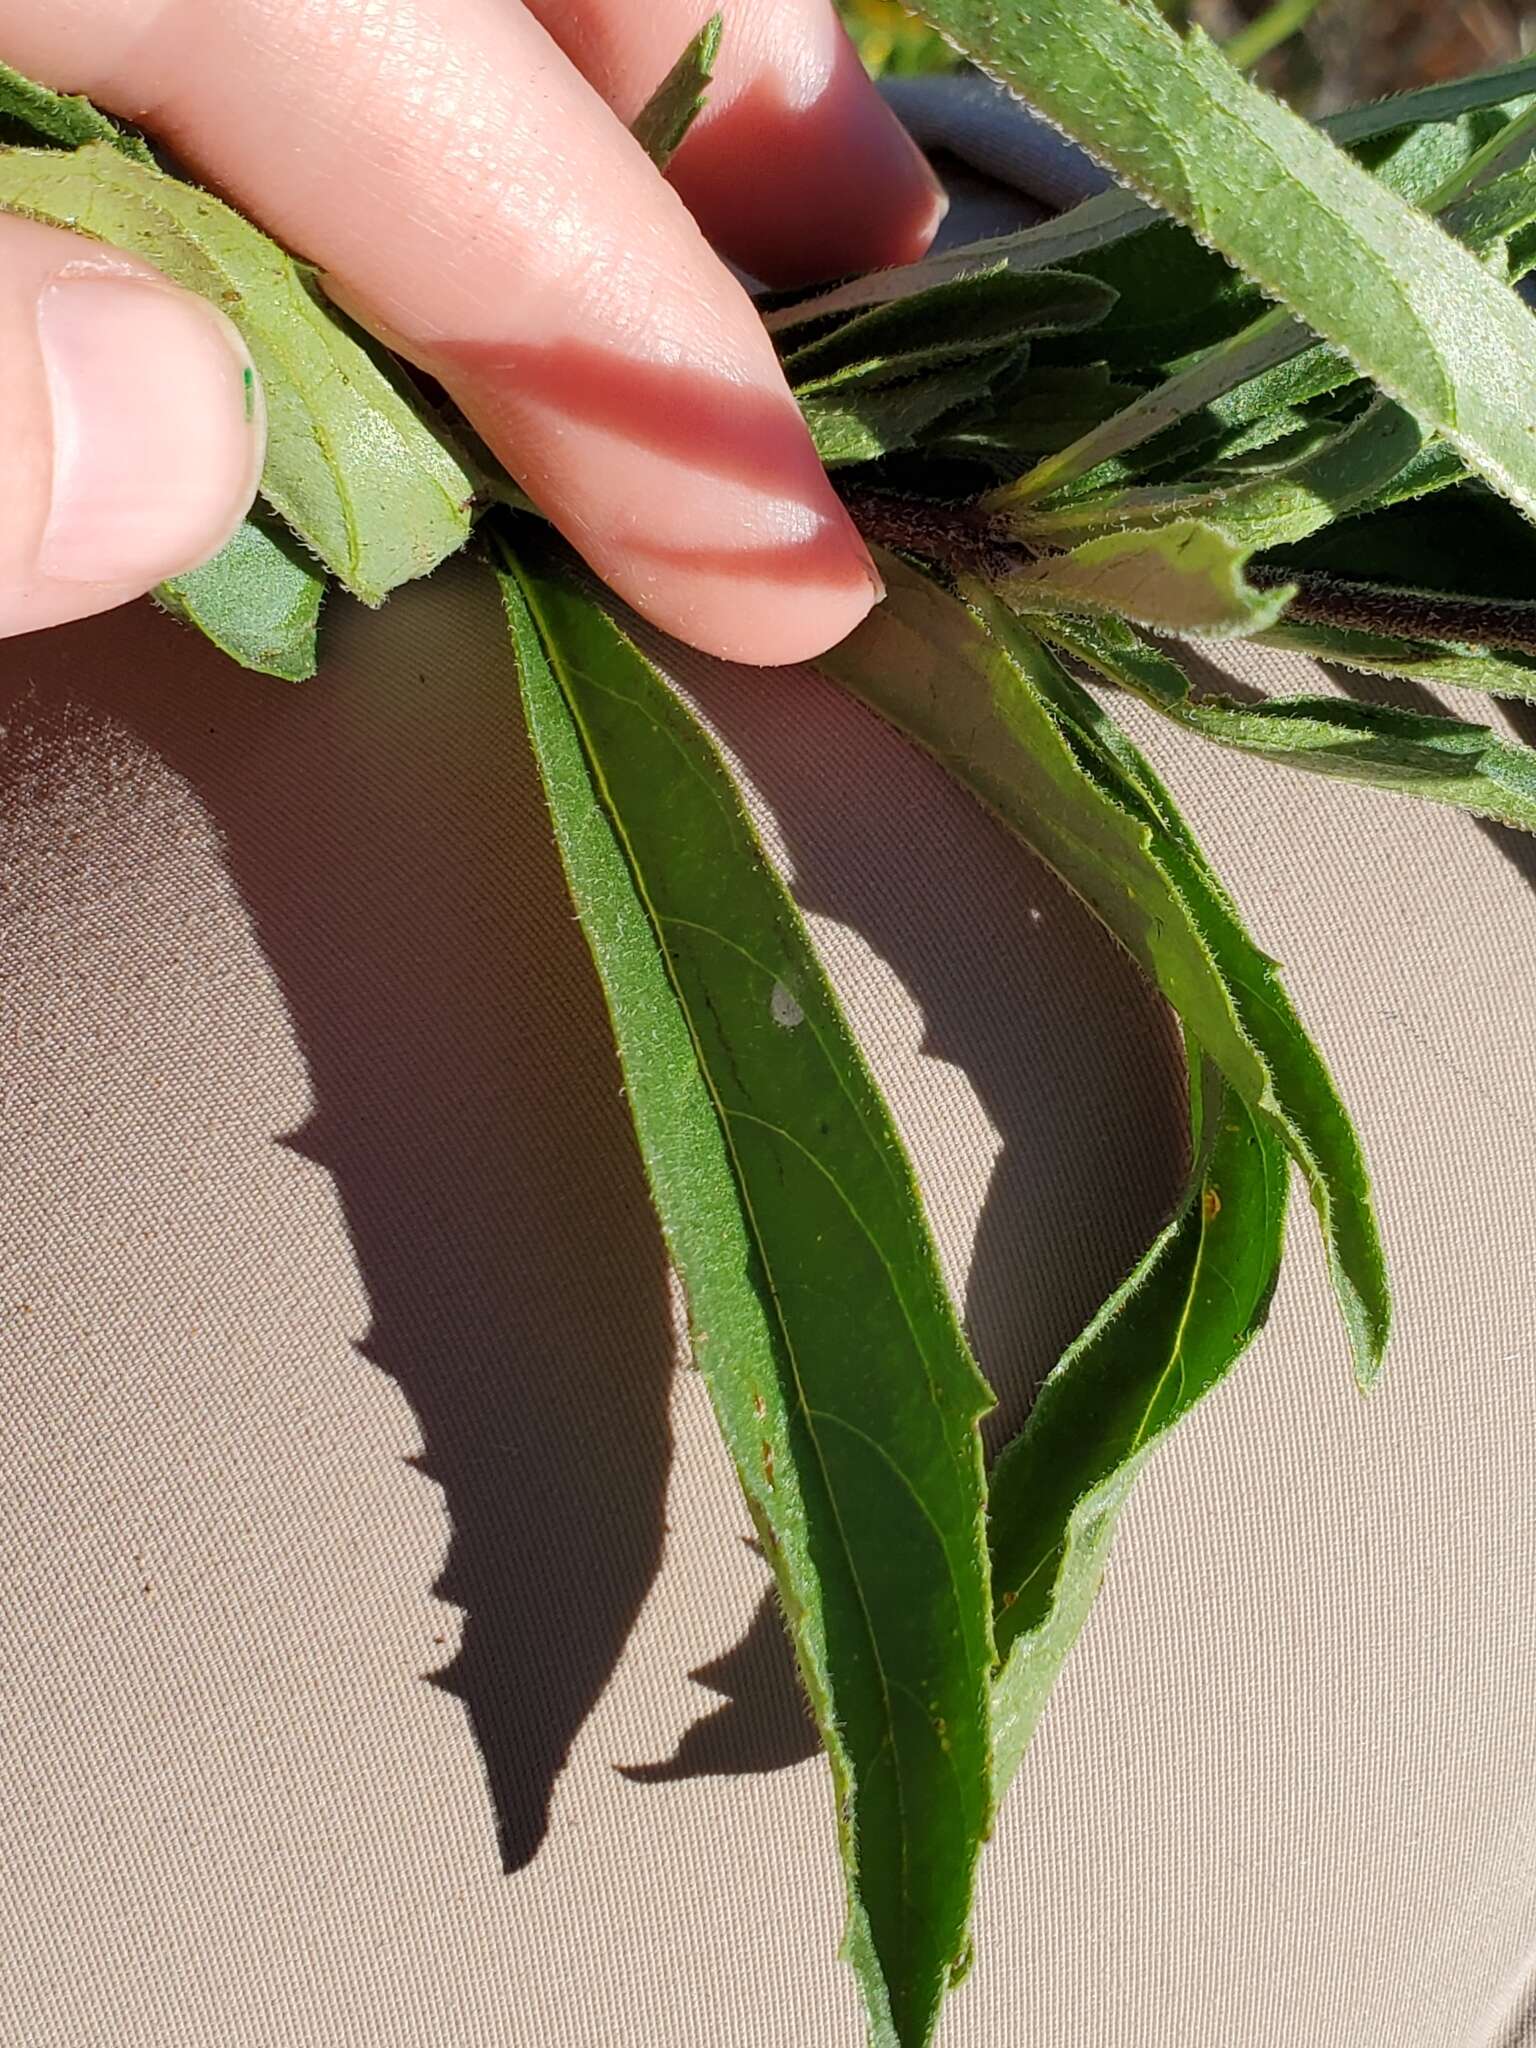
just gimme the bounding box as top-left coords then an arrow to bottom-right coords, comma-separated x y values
690,524 -> 885,668
0,209 -> 266,641
669,27 -> 949,287
577,477 -> 884,668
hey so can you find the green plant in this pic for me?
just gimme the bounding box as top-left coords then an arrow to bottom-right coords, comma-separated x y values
8,13 -> 1536,2044
835,0 -> 959,77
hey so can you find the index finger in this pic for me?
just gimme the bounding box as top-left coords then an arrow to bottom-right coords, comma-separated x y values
1,0 -> 884,664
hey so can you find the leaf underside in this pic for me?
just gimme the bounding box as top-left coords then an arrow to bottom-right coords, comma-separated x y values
0,139 -> 475,604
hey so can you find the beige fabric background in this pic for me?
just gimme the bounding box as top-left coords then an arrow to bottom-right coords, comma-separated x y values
6,561 -> 1536,2048
6,125 -> 1536,2048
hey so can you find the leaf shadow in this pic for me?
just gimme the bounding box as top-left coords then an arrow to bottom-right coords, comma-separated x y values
1321,659 -> 1536,894
10,571 -> 678,1875
625,641 -> 1190,1781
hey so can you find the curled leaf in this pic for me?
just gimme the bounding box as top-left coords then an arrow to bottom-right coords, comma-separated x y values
0,141 -> 476,602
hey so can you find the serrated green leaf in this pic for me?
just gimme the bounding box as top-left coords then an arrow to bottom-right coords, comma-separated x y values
157,512 -> 325,682
782,267 -> 1116,392
1039,610 -> 1536,834
817,554 -> 1388,1385
0,140 -> 475,603
0,56 -> 149,159
990,1058 -> 1288,1791
494,530 -> 993,2048
630,12 -> 722,170
999,520 -> 1293,637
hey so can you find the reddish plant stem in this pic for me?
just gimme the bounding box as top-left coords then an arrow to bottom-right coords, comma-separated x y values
840,488 -> 1536,659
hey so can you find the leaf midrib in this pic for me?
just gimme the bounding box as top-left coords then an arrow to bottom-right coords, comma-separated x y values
520,571 -> 937,1998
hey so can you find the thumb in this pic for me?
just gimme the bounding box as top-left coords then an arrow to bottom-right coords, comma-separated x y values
0,212 -> 264,640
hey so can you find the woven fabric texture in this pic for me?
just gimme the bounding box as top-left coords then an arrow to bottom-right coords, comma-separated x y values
5,79 -> 1536,2048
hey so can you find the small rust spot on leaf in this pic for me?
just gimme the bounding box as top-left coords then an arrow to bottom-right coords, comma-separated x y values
1203,1186 -> 1222,1221
760,1439 -> 776,1491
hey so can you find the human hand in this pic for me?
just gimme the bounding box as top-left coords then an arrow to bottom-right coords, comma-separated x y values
0,2 -> 945,660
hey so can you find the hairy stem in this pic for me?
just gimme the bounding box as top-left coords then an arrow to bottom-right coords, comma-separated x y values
840,487 -> 1536,657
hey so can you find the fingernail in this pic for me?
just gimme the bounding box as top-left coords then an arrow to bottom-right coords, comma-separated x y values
852,531 -> 885,605
37,273 -> 264,586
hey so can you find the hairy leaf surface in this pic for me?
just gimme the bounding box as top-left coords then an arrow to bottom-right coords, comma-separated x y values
158,511 -> 325,681
0,56 -> 149,157
1000,521 -> 1292,637
818,554 -> 1387,1384
990,1059 -> 1287,1790
931,3 -> 1536,528
0,141 -> 475,601
495,532 -> 994,2048
782,267 -> 1116,390
1256,617 -> 1536,701
631,13 -> 723,169
1040,611 -> 1536,833
799,355 -> 1014,468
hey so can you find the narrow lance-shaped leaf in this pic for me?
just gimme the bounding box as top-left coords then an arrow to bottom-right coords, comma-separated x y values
1330,53 -> 1536,181
0,55 -> 150,158
799,353 -> 1016,469
999,133 -> 1534,514
766,51 -> 1536,339
990,1056 -> 1289,1791
1016,397 -> 1429,555
816,553 -> 1388,1385
990,597 -> 1389,1383
931,2 -> 1536,526
630,12 -> 723,170
494,530 -> 994,2048
0,141 -> 476,602
1255,616 -> 1536,703
763,186 -> 1157,335
1036,611 -> 1536,836
781,267 -> 1117,390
